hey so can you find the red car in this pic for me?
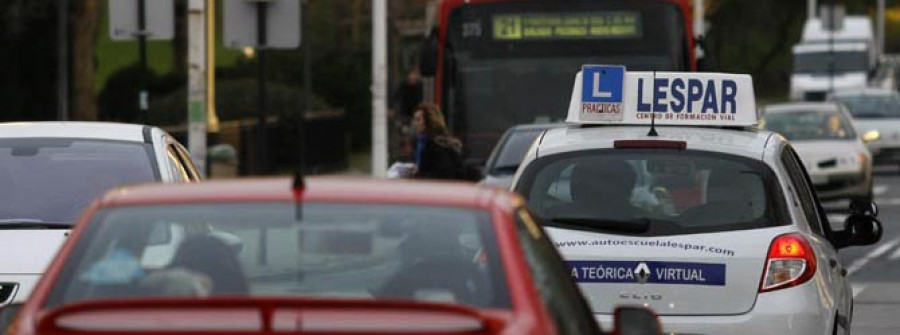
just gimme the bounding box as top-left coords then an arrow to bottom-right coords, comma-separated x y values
8,177 -> 659,335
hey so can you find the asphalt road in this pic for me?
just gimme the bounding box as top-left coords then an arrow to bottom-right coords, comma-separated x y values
831,166 -> 900,334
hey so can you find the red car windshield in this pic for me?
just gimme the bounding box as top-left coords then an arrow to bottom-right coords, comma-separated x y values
44,203 -> 511,309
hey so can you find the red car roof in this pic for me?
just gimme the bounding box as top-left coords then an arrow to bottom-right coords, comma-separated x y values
97,177 -> 516,210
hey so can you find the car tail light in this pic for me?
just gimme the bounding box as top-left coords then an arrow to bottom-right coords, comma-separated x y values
759,233 -> 816,293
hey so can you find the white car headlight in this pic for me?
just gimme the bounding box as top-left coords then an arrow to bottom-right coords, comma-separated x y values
862,130 -> 881,143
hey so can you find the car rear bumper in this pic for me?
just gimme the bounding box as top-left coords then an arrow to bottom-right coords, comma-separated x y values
595,281 -> 836,335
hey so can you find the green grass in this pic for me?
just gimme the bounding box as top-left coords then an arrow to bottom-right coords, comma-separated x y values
94,0 -> 245,93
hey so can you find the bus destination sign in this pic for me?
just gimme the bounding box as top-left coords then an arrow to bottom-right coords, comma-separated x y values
493,11 -> 642,40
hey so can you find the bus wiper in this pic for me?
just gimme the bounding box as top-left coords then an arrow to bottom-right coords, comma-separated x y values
0,219 -> 71,229
548,217 -> 651,234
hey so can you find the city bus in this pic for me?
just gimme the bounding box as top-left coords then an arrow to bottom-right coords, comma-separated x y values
421,0 -> 697,164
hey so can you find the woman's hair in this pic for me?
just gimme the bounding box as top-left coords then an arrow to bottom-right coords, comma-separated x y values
415,104 -> 451,137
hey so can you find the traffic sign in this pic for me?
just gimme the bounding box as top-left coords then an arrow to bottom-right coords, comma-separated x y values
109,0 -> 174,41
223,0 -> 301,49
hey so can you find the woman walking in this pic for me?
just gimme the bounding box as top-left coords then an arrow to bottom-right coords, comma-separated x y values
410,104 -> 465,180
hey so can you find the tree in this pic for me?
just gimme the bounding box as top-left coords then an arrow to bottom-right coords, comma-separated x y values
705,0 -> 806,99
72,0 -> 99,120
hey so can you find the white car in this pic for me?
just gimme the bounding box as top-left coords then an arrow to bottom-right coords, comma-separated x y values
761,102 -> 873,201
831,88 -> 900,167
511,66 -> 882,334
481,123 -> 562,189
0,122 -> 199,325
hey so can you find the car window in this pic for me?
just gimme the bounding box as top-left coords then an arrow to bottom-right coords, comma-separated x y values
833,93 -> 900,118
515,149 -> 791,236
172,142 -> 200,181
780,147 -> 827,237
45,203 -> 511,310
761,110 -> 857,140
0,138 -> 157,224
165,147 -> 188,182
514,208 -> 600,335
490,129 -> 545,173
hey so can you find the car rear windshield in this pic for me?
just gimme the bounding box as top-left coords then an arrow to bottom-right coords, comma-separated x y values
762,110 -> 857,141
834,93 -> 900,118
0,138 -> 157,224
45,203 -> 510,310
515,149 -> 790,236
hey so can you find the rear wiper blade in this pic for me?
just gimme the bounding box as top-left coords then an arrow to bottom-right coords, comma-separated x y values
549,217 -> 651,234
0,219 -> 71,229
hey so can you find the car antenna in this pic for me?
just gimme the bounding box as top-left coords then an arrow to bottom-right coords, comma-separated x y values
648,72 -> 659,137
293,168 -> 305,221
293,170 -> 305,189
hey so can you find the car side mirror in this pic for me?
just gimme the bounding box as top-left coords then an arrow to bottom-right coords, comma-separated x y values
610,306 -> 662,335
833,204 -> 883,249
850,198 -> 878,217
844,214 -> 883,247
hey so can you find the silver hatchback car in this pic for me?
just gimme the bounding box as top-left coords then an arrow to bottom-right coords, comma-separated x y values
761,102 -> 873,201
831,88 -> 900,167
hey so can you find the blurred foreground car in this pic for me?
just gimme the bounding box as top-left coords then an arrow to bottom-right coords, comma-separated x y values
0,122 -> 198,326
761,102 -> 873,201
8,178 -> 661,335
482,124 -> 562,189
831,88 -> 900,166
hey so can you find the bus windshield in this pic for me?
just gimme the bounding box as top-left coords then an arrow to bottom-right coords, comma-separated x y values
443,0 -> 689,162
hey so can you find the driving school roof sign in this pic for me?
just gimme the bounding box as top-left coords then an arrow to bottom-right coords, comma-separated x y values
567,65 -> 758,126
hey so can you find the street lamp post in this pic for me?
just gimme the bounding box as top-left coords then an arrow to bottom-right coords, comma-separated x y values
372,0 -> 388,177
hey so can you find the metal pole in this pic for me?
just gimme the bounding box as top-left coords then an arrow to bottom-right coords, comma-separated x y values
188,0 -> 208,176
808,0 -> 817,19
256,2 -> 269,175
300,0 -> 310,174
877,0 -> 885,59
693,0 -> 704,38
372,0 -> 388,177
57,0 -> 69,121
693,0 -> 705,64
257,0 -> 270,264
138,0 -> 149,115
828,2 -> 834,96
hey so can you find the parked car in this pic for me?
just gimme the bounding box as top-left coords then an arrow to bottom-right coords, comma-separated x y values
761,102 -> 873,201
0,122 -> 199,328
482,124 -> 562,189
8,177 -> 661,335
831,88 -> 900,168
